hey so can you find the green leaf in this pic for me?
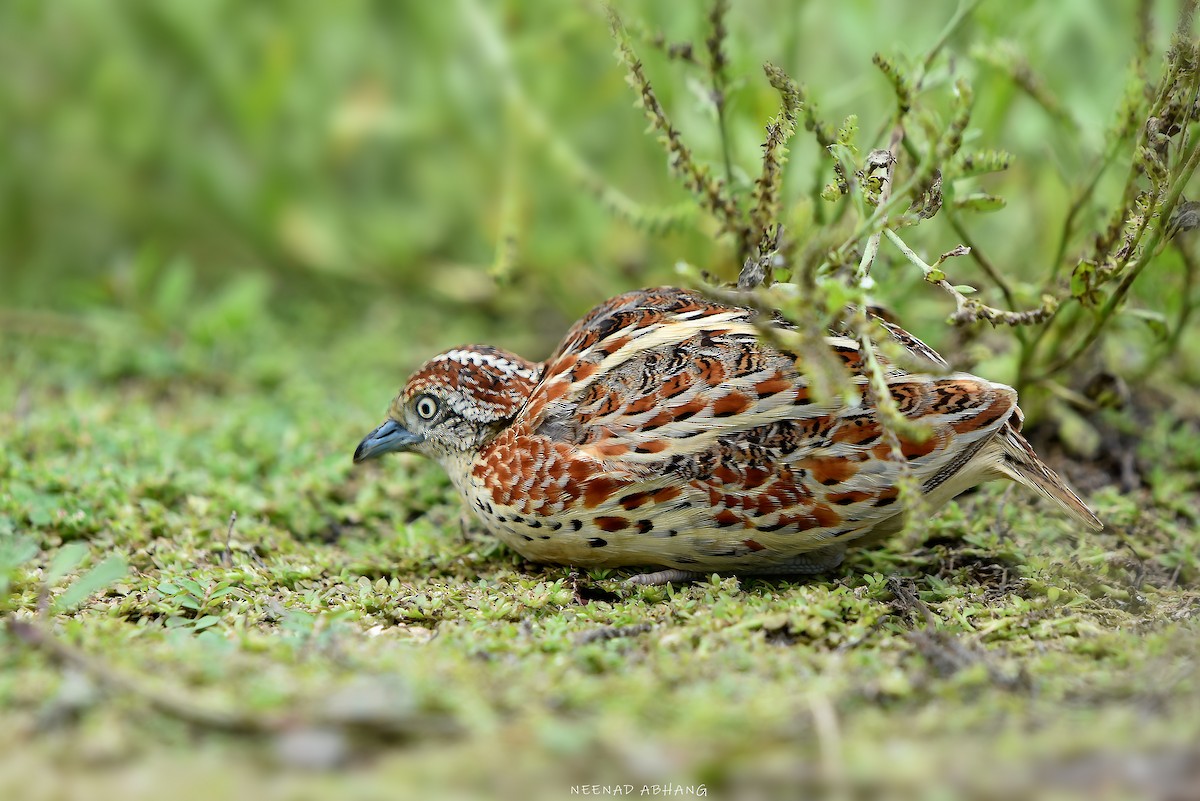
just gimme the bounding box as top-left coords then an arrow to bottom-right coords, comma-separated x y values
53,555 -> 128,613
820,183 -> 844,202
152,258 -> 196,322
953,284 -> 978,294
1071,261 -> 1096,299
192,615 -> 221,630
827,142 -> 858,168
951,149 -> 1013,177
0,533 -> 38,572
178,578 -> 204,597
835,114 -> 859,147
0,533 -> 38,599
45,543 -> 89,584
1122,307 -> 1169,340
953,193 -> 1006,213
1054,402 -> 1101,460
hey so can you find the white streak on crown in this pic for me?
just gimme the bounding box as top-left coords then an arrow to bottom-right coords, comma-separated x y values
434,349 -> 540,382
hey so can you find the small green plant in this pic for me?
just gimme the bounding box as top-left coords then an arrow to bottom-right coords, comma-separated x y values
0,536 -> 127,615
155,577 -> 239,631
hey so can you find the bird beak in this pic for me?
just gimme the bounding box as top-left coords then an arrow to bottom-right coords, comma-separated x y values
353,419 -> 424,463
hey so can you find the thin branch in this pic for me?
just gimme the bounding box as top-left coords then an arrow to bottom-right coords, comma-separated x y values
1040,131 -> 1200,377
742,62 -> 803,286
1167,241 -> 1199,357
884,229 -> 1056,325
943,209 -> 1020,309
462,0 -> 693,234
607,6 -> 750,251
1050,135 -> 1128,276
921,0 -> 988,78
853,128 -> 904,284
706,0 -> 736,194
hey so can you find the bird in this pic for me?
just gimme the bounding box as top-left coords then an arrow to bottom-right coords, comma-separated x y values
354,287 -> 1101,585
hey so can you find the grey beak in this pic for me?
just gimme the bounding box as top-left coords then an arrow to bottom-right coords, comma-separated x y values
353,419 -> 424,463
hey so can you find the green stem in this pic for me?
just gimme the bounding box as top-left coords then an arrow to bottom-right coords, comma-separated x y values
853,126 -> 905,284
1050,134 -> 1128,278
943,210 -> 1021,308
920,0 -> 987,76
1038,133 -> 1200,379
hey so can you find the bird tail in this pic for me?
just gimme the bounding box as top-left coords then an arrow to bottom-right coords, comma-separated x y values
995,423 -> 1103,530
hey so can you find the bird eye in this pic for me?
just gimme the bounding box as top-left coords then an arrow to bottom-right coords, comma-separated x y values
414,394 -> 440,420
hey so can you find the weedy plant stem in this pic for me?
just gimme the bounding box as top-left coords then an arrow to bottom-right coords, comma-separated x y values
853,126 -> 905,285
922,0 -> 988,76
1162,242 -> 1199,363
1050,136 -> 1129,280
706,0 -> 737,205
1040,132 -> 1200,379
601,0 -> 1195,402
464,0 -> 693,238
607,6 -> 750,252
943,209 -> 1025,328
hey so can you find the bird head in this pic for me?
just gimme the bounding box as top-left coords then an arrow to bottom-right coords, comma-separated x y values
353,345 -> 541,466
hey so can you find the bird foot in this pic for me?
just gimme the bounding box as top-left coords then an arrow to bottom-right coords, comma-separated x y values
625,569 -> 710,586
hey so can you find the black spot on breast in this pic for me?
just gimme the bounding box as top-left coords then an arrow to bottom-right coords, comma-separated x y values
570,519 -> 583,531
521,535 -> 533,542
588,537 -> 608,548
637,520 -> 653,534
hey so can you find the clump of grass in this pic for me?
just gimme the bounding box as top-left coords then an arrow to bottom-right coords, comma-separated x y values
599,0 -> 1200,414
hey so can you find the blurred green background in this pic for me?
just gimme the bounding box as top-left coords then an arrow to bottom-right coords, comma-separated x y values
2,0 -> 1185,384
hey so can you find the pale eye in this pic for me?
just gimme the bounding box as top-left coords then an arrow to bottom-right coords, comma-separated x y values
414,394 -> 440,420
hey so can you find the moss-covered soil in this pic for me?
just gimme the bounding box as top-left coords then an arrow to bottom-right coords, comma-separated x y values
3,332 -> 1199,801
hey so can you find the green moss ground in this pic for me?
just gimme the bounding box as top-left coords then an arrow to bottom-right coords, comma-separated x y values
2,327 -> 1199,801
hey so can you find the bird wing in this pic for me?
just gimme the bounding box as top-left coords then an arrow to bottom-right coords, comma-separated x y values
514,287 -> 1018,547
